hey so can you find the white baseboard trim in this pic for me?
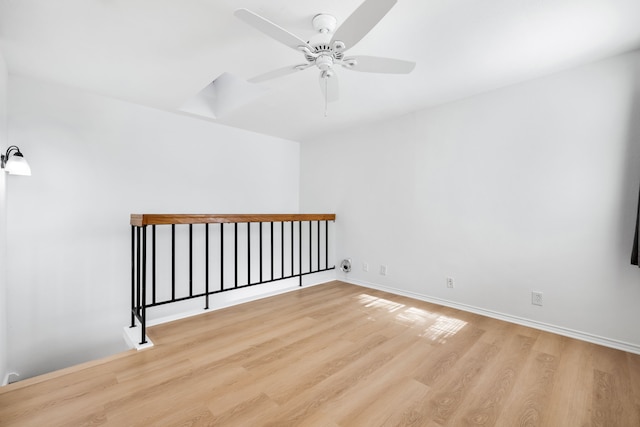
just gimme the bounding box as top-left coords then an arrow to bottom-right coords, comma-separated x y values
122,325 -> 154,351
345,278 -> 640,355
2,372 -> 20,386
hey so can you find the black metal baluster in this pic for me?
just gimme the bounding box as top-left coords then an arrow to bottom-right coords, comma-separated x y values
259,222 -> 263,283
189,224 -> 193,297
316,221 -> 320,273
247,222 -> 251,285
290,221 -> 294,277
325,220 -> 329,269
234,222 -> 238,288
309,221 -> 312,273
152,225 -> 156,304
220,223 -> 224,291
171,224 -> 176,301
270,222 -> 274,281
130,225 -> 135,328
298,221 -> 302,287
140,226 -> 147,345
136,226 -> 141,318
205,223 -> 209,310
281,221 -> 284,279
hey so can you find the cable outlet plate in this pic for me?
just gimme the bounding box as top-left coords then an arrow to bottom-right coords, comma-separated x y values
531,291 -> 543,306
379,265 -> 387,276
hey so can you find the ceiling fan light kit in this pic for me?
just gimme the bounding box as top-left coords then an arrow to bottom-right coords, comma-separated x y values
234,0 -> 415,106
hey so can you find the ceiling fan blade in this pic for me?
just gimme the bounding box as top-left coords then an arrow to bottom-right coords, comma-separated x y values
235,9 -> 311,52
319,73 -> 339,103
330,0 -> 397,51
343,55 -> 415,74
249,64 -> 311,83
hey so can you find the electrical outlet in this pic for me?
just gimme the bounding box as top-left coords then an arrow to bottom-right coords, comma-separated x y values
362,262 -> 369,272
531,291 -> 543,306
379,265 -> 387,276
446,277 -> 454,288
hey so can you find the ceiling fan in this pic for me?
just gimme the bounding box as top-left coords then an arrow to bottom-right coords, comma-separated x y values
234,0 -> 415,103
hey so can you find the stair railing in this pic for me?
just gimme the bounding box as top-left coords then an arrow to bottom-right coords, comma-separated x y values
130,214 -> 336,345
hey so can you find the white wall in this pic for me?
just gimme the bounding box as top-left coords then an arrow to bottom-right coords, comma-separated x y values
0,49 -> 8,384
301,49 -> 640,351
5,75 -> 300,379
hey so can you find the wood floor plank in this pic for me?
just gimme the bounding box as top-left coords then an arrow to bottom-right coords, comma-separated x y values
264,332 -> 391,406
261,330 -> 415,425
115,403 -> 215,427
531,328 -> 567,357
412,323 -> 485,387
425,341 -> 501,425
0,370 -> 117,425
340,377 -> 430,427
591,344 -> 640,427
541,338 -> 594,427
447,332 -> 536,426
497,351 -> 558,426
209,392 -> 279,426
1,281 -> 639,427
629,352 -> 640,407
329,338 -> 436,423
205,340 -> 355,415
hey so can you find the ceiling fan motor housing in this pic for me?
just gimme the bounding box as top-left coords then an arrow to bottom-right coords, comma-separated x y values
304,45 -> 344,63
306,13 -> 345,68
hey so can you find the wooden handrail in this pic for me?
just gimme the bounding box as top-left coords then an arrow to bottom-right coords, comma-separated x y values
130,213 -> 336,226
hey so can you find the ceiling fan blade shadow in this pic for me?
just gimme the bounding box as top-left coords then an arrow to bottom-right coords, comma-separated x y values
235,9 -> 311,52
249,64 -> 311,83
345,55 -> 415,74
319,74 -> 339,103
331,0 -> 397,51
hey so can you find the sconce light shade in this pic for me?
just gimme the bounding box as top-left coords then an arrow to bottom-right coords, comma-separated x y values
1,145 -> 31,176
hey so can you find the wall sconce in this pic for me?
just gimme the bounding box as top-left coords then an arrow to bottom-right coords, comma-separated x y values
1,145 -> 31,176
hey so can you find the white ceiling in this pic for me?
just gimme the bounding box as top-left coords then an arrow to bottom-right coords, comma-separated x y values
1,0 -> 640,142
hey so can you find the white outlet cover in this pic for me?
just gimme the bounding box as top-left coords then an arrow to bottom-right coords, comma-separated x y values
531,292 -> 543,306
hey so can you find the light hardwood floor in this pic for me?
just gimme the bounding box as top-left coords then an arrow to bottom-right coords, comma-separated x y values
1,281 -> 639,426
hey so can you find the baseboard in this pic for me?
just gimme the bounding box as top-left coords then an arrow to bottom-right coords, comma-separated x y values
344,278 -> 640,355
2,372 -> 19,386
122,325 -> 154,351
